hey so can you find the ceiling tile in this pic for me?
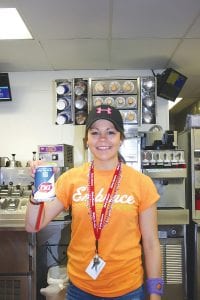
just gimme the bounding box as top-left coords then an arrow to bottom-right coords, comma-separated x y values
112,0 -> 200,38
171,39 -> 200,75
110,39 -> 180,69
41,39 -> 110,69
185,15 -> 200,38
17,0 -> 110,39
0,40 -> 52,71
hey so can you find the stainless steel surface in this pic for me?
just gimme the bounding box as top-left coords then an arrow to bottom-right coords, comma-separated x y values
157,209 -> 189,225
141,149 -> 187,208
143,167 -> 186,208
0,211 -> 69,229
90,77 -> 141,125
187,221 -> 200,300
0,231 -> 36,300
143,167 -> 187,178
141,150 -> 185,167
0,167 -> 33,186
0,167 -> 32,227
158,224 -> 187,300
193,222 -> 200,299
0,166 -> 69,230
74,78 -> 88,125
141,146 -> 188,299
0,231 -> 31,273
178,129 -> 200,220
0,275 -> 31,299
178,130 -> 200,300
0,220 -> 26,229
140,77 -> 156,125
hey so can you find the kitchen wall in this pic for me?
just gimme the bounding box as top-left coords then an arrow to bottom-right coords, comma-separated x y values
0,70 -> 169,166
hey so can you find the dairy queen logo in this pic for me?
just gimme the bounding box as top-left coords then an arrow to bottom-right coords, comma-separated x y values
38,182 -> 52,192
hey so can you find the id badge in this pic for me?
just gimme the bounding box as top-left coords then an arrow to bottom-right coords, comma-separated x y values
85,256 -> 106,280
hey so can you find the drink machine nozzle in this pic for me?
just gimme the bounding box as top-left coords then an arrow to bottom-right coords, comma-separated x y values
10,154 -> 16,167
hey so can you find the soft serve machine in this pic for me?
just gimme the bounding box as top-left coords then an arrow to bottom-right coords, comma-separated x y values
141,130 -> 189,300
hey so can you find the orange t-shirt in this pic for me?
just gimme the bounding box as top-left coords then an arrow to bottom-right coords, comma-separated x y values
55,163 -> 159,297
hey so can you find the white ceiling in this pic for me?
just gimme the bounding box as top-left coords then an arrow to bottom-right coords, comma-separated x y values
1,0 -> 200,114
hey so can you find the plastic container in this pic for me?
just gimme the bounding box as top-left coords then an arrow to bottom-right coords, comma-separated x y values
34,165 -> 55,201
40,265 -> 68,300
47,265 -> 68,285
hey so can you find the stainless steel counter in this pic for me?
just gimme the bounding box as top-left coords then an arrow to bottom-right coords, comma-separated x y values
0,211 -> 69,230
0,209 -> 189,229
0,220 -> 26,230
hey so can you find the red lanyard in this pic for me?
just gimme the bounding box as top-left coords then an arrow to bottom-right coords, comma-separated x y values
88,161 -> 121,252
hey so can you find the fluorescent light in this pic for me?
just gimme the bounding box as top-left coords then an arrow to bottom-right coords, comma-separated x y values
168,97 -> 183,110
0,8 -> 32,39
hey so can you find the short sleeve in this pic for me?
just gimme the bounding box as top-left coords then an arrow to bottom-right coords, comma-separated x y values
138,174 -> 160,212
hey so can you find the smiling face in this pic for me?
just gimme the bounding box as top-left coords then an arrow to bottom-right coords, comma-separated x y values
87,119 -> 122,170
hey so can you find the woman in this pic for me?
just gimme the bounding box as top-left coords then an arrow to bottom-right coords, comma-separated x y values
25,104 -> 163,300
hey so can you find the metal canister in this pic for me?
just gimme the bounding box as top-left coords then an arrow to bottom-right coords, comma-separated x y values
34,165 -> 55,201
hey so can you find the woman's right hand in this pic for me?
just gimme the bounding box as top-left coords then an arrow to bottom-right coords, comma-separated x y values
28,160 -> 59,178
25,161 -> 64,233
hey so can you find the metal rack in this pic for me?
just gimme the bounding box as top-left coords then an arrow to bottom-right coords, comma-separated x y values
54,76 -> 157,127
